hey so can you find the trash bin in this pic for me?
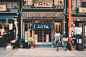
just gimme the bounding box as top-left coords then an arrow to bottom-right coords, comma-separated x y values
76,34 -> 83,51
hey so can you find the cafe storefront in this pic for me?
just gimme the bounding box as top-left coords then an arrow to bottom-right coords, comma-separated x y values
21,0 -> 65,45
21,12 -> 65,45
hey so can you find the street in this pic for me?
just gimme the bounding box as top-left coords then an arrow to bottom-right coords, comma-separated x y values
0,47 -> 86,57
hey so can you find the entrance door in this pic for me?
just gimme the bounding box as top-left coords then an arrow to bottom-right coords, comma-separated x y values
35,30 -> 52,45
54,22 -> 62,34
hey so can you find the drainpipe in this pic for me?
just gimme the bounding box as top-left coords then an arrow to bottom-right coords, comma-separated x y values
68,0 -> 71,44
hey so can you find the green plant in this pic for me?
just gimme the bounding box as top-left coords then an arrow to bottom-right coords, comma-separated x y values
18,39 -> 25,45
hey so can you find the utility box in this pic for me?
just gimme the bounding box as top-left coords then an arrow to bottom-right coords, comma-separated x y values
76,34 -> 83,51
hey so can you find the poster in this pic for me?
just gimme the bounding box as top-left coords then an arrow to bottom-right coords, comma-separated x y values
46,35 -> 49,42
35,34 -> 37,42
9,23 -> 13,30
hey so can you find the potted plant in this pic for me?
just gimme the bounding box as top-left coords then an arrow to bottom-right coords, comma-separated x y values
18,39 -> 25,48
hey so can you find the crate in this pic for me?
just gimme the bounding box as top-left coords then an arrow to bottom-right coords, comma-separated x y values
71,45 -> 76,50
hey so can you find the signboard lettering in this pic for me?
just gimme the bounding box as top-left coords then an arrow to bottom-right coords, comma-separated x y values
32,23 -> 54,30
37,25 -> 49,29
34,2 -> 53,7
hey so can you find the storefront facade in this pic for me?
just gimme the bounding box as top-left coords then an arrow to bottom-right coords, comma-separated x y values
21,0 -> 65,45
71,16 -> 86,45
71,0 -> 86,46
0,0 -> 18,46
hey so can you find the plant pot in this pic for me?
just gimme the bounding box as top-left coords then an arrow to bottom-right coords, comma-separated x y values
20,45 -> 23,48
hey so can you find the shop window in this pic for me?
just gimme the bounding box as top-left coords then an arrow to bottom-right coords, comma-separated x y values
0,24 -> 2,29
13,2 -> 18,9
54,0 -> 64,6
82,2 -> 86,7
75,22 -> 79,26
2,2 -> 6,5
44,38 -> 46,42
8,19 -> 13,23
59,25 -> 60,33
0,19 -> 6,23
7,2 -> 12,9
4,23 -> 9,31
25,24 -> 27,31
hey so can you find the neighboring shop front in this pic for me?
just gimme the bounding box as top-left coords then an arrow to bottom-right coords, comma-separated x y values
0,1 -> 18,46
71,16 -> 86,46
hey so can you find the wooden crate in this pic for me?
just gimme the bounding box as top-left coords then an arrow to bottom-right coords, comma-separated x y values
71,45 -> 76,50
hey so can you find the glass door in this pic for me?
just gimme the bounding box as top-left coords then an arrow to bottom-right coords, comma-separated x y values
35,30 -> 52,45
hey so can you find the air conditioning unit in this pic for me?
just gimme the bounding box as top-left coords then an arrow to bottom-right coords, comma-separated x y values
79,7 -> 86,13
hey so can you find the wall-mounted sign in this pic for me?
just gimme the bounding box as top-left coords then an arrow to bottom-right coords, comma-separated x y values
32,23 -> 54,30
34,0 -> 53,7
79,7 -> 86,13
0,5 -> 6,11
22,12 -> 64,18
34,2 -> 53,7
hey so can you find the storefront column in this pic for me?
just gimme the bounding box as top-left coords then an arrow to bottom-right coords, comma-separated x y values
63,15 -> 65,35
23,22 -> 25,39
21,16 -> 23,39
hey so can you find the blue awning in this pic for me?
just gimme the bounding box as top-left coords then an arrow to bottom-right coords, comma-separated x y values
0,15 -> 16,18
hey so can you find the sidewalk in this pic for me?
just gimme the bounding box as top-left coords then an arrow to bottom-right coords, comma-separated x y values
0,47 -> 86,57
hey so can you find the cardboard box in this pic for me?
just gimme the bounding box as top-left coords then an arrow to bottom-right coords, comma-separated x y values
6,45 -> 13,51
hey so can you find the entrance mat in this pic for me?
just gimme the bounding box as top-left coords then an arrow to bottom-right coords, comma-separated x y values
13,49 -> 75,57
35,44 -> 52,48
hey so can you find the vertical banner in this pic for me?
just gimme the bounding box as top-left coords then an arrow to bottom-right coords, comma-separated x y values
25,31 -> 30,42
46,35 -> 49,42
25,33 -> 28,42
35,34 -> 37,42
28,30 -> 30,41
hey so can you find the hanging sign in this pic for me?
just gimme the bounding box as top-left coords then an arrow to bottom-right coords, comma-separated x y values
0,5 -> 6,11
32,23 -> 54,30
35,34 -> 37,42
28,30 -> 30,41
46,35 -> 49,42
